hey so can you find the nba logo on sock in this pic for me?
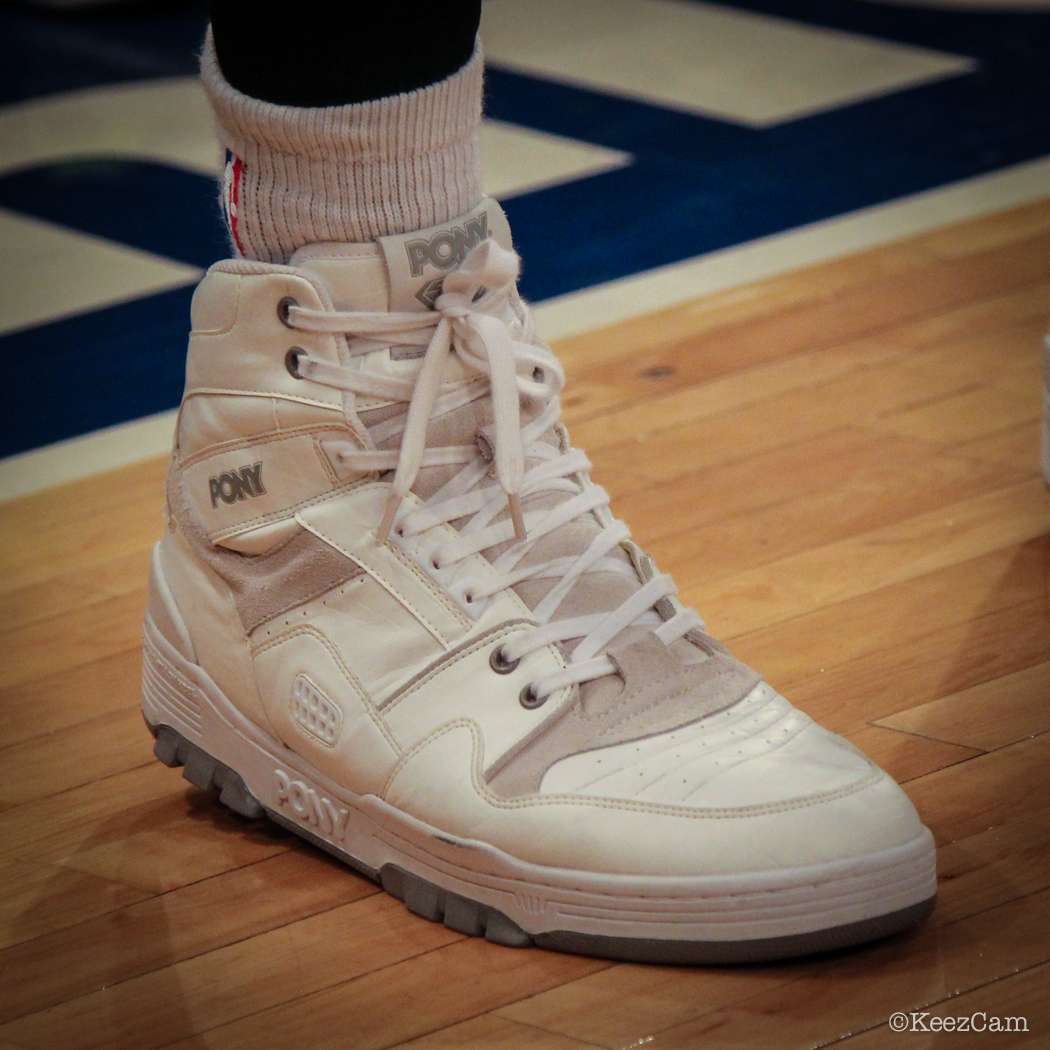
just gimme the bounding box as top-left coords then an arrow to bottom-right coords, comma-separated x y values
222,150 -> 246,256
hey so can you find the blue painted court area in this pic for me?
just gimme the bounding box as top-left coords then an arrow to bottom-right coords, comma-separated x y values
1,0 -> 1049,459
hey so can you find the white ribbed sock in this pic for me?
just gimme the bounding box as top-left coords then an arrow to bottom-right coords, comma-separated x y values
200,28 -> 484,263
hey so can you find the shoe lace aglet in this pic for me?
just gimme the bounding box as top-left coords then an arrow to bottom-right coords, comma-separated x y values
376,494 -> 401,545
508,492 -> 527,543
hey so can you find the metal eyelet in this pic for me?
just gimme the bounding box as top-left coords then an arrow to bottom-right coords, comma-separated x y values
490,647 -> 520,675
519,684 -> 546,709
285,347 -> 306,379
277,296 -> 298,327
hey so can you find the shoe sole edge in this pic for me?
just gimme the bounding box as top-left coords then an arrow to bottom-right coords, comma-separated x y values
144,623 -> 937,964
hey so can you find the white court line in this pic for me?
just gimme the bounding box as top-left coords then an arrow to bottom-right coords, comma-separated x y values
483,0 -> 974,128
2,154 -> 1049,503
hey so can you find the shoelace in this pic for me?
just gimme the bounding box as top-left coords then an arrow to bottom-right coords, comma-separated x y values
284,239 -> 704,703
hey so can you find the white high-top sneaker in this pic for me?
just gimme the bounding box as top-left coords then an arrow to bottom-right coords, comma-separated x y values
142,199 -> 937,963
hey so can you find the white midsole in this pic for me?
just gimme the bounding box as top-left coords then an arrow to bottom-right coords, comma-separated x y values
142,614 -> 937,942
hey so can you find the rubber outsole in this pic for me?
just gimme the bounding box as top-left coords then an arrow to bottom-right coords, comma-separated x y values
149,720 -> 936,965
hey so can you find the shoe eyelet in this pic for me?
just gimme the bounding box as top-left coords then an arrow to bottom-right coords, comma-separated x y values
519,683 -> 545,709
277,296 -> 298,327
285,347 -> 307,379
490,647 -> 520,675
532,366 -> 545,383
428,554 -> 442,572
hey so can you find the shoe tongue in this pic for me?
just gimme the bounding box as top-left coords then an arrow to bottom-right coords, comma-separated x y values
295,201 -> 648,643
289,197 -> 513,314
378,197 -> 514,312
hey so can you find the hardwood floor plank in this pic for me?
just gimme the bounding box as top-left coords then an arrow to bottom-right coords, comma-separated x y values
0,589 -> 147,692
871,366 -> 1040,446
789,599 -> 1049,733
389,1014 -> 602,1050
562,231 -> 1050,414
876,663 -> 1050,752
904,733 -> 1050,847
554,237 -> 935,376
835,961 -> 1048,1047
841,726 -> 981,784
902,730 -> 1050,844
169,941 -> 605,1050
0,707 -> 153,808
51,786 -> 293,894
564,337 -> 910,448
0,501 -> 162,596
0,547 -> 153,634
0,849 -> 374,1026
685,478 -> 1050,639
563,281 -> 1050,468
0,648 -> 142,750
1,918 -> 604,1050
495,960 -> 822,1050
587,329 -> 1035,502
637,887 -> 1050,1050
612,429 -> 936,549
0,859 -> 150,952
0,764 -> 175,865
0,457 -> 166,551
730,538 -> 1047,693
951,419 -> 1042,473
0,763 -> 294,891
932,805 -> 1050,930
647,452 -> 1026,590
914,197 -> 1050,258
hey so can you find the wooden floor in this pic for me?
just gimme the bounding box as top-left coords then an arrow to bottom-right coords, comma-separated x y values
2,199 -> 1049,1050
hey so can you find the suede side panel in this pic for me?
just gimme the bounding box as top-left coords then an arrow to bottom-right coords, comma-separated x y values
168,466 -> 362,634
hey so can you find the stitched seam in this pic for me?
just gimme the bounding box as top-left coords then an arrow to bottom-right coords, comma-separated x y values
381,621 -> 541,713
242,566 -> 364,634
302,507 -> 471,642
252,623 -> 403,756
208,475 -> 373,538
597,676 -> 719,740
389,722 -> 886,818
182,424 -> 350,468
182,387 -> 343,412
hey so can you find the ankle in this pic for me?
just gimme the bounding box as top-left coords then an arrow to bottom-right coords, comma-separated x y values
200,28 -> 484,263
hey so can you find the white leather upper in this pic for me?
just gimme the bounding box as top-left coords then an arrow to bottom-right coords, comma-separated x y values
539,681 -> 878,807
157,229 -> 933,884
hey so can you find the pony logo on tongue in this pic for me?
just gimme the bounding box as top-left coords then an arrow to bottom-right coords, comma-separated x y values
405,213 -> 490,277
379,198 -> 514,313
413,278 -> 446,310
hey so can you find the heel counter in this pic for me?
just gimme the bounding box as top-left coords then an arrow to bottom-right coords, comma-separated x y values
154,527 -> 274,735
146,541 -> 196,663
